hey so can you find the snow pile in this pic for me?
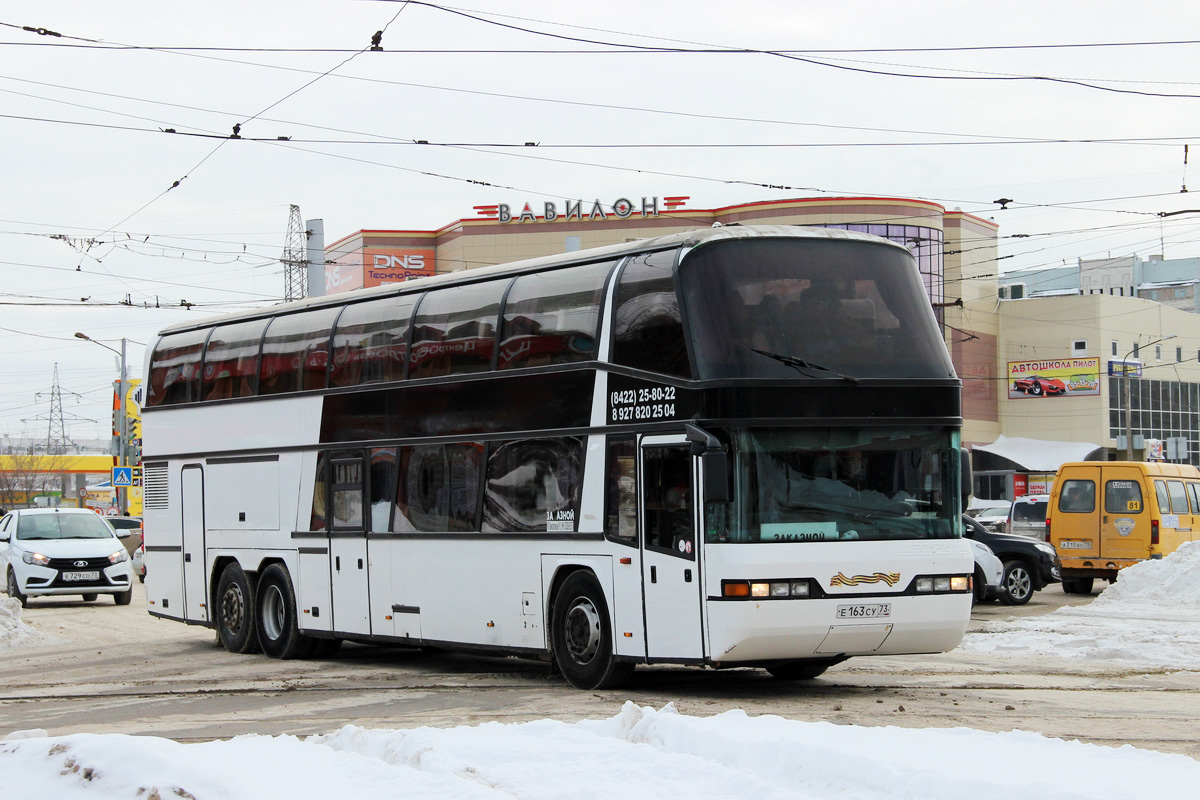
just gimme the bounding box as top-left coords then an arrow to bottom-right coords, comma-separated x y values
2,703 -> 1199,799
0,598 -> 50,652
960,542 -> 1200,668
1089,540 -> 1200,608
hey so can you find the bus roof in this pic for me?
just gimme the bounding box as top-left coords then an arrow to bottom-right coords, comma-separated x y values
155,224 -> 908,338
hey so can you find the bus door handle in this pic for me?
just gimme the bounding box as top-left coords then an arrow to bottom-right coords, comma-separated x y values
684,569 -> 692,583
335,556 -> 340,571
357,558 -> 364,569
650,565 -> 657,583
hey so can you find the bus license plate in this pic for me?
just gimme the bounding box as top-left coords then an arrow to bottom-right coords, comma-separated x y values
62,571 -> 100,582
1058,540 -> 1092,550
836,603 -> 891,619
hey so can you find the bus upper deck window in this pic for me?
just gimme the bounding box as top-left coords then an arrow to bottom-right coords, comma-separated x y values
499,261 -> 611,370
410,282 -> 506,379
201,320 -> 267,401
611,249 -> 691,378
147,328 -> 210,406
260,306 -> 341,394
330,295 -> 415,387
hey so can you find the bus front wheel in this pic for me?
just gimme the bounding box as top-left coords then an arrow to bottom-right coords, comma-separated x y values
766,660 -> 838,680
551,571 -> 632,690
256,564 -> 313,660
216,563 -> 261,654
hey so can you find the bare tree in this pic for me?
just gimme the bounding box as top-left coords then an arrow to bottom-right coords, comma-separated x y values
0,449 -> 72,508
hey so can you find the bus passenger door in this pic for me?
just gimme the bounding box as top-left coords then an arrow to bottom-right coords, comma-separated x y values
328,452 -> 371,636
181,465 -> 208,623
639,437 -> 705,661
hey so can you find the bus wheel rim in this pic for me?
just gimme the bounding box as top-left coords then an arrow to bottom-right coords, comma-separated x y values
262,584 -> 285,640
564,597 -> 601,664
222,584 -> 245,631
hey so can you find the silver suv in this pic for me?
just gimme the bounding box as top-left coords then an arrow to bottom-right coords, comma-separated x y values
1006,494 -> 1050,541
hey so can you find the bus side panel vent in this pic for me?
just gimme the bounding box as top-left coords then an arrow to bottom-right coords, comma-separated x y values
143,462 -> 170,510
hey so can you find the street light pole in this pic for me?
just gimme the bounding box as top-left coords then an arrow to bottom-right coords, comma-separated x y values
75,333 -> 129,514
1122,334 -> 1176,461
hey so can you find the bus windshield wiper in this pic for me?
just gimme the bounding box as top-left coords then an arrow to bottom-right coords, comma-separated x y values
750,348 -> 857,383
782,499 -> 911,521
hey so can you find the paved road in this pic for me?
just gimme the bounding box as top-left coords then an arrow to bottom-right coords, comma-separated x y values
3,581 -> 1197,759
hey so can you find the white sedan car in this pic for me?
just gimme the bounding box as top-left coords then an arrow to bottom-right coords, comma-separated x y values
969,537 -> 1004,603
0,508 -> 134,606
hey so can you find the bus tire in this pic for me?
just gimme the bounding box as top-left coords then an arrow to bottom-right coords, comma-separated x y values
256,564 -> 313,660
216,563 -> 260,654
551,571 -> 632,690
1062,577 -> 1094,595
766,660 -> 836,680
999,560 -> 1034,605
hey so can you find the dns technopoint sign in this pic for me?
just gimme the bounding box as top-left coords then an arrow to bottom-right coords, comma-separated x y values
365,249 -> 436,288
324,248 -> 437,295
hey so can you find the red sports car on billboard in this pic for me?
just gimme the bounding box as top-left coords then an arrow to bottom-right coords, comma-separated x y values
1012,375 -> 1067,396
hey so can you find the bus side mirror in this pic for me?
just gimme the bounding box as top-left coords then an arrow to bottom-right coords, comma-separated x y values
686,423 -> 730,504
702,450 -> 730,504
960,448 -> 972,503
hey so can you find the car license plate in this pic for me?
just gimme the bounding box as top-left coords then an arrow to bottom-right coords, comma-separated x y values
1058,540 -> 1092,550
836,603 -> 891,619
62,571 -> 100,582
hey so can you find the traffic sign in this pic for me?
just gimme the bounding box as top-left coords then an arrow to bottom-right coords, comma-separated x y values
112,466 -> 134,487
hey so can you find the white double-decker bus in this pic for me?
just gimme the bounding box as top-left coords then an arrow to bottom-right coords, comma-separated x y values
142,225 -> 973,689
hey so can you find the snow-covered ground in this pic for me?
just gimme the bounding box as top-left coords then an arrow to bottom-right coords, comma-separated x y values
960,541 -> 1200,669
3,701 -> 1200,799
3,545 -> 1200,799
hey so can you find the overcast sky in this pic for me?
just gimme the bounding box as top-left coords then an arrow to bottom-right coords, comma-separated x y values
4,0 -> 1200,443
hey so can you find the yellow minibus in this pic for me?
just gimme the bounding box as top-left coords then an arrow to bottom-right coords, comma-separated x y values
1049,461 -> 1200,595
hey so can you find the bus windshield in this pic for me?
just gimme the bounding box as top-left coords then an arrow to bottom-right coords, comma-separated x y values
714,427 -> 959,543
679,237 -> 955,380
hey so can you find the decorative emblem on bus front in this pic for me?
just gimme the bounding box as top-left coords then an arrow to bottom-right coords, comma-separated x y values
830,572 -> 901,587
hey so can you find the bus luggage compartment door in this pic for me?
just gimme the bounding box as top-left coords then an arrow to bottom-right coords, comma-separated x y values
181,465 -> 208,623
639,438 -> 704,661
330,534 -> 371,636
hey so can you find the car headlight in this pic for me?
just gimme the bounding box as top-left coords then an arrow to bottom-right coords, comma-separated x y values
21,551 -> 50,566
108,550 -> 129,564
1035,543 -> 1056,556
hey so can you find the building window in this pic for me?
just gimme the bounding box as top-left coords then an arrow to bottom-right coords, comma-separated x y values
1071,340 -> 1087,356
1133,343 -> 1140,358
1111,341 -> 1118,356
1178,347 -> 1184,363
1156,346 -> 1163,361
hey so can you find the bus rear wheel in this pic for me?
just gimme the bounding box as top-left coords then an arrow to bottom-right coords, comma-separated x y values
257,564 -> 313,660
216,563 -> 260,654
551,571 -> 632,690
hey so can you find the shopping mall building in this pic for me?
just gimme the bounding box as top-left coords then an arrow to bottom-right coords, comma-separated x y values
322,195 -> 1200,499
